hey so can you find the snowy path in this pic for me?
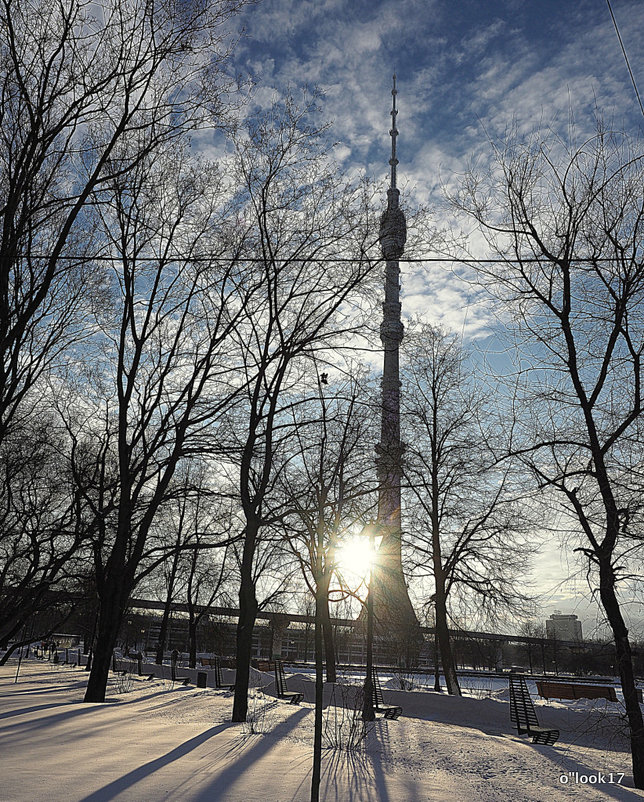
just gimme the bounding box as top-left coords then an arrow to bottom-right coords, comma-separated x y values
1,661 -> 643,801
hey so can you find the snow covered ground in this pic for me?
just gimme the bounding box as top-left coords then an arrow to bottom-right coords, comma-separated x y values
1,658 -> 644,802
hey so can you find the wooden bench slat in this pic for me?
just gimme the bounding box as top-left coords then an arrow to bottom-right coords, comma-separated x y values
210,656 -> 235,691
370,667 -> 403,720
274,659 -> 303,705
509,673 -> 559,746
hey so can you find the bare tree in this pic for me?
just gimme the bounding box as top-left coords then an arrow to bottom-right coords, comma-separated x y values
143,475 -> 217,666
0,0 -> 248,678
151,521 -> 186,666
58,139 -> 255,702
177,490 -> 235,668
0,0 -> 244,443
453,127 -> 644,786
0,410 -> 91,653
223,97 -> 381,725
273,369 -> 377,802
518,620 -> 547,674
280,371 -> 376,680
402,321 -> 535,695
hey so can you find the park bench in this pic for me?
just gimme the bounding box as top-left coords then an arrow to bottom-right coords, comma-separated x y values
128,653 -> 154,680
199,656 -> 234,689
111,654 -> 127,676
370,667 -> 403,720
169,653 -> 190,686
509,672 -> 559,745
212,655 -> 235,691
536,680 -> 617,702
274,659 -> 304,704
59,648 -> 78,668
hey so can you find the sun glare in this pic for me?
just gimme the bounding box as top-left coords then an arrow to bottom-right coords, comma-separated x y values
335,534 -> 377,585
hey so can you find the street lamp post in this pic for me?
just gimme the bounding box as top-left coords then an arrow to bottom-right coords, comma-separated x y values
362,523 -> 376,722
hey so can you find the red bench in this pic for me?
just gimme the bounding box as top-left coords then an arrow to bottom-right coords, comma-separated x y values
536,681 -> 617,702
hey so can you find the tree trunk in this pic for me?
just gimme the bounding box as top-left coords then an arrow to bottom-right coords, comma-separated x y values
188,616 -> 197,669
322,617 -> 336,684
83,613 -> 95,655
156,543 -> 182,664
362,567 -> 376,721
0,641 -> 22,665
600,559 -> 644,789
155,595 -> 174,664
232,557 -> 258,722
84,591 -> 124,702
434,579 -> 460,696
84,611 -> 98,671
85,414 -> 135,702
430,451 -> 460,695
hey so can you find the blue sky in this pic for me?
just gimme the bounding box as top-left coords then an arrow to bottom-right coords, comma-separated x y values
229,0 -> 644,337
228,0 -> 644,634
233,0 -> 644,174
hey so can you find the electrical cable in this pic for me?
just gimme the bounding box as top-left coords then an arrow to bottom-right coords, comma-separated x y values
9,254 -> 636,265
605,0 -> 644,120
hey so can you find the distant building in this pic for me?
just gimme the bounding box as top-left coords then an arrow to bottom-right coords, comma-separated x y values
546,612 -> 583,642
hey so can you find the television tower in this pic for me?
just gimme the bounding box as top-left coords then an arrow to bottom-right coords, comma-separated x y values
370,75 -> 420,655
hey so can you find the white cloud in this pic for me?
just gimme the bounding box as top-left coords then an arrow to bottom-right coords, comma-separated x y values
223,0 -> 644,612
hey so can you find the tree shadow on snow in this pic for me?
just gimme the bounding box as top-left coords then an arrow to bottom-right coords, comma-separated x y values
319,748 -> 391,802
0,701 -> 85,721
1,679 -> 89,696
79,722 -> 234,802
537,746 -> 644,801
302,720 -> 395,802
0,698 -> 128,739
190,708 -> 310,802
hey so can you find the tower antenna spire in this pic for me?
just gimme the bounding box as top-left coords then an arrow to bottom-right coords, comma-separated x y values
389,73 -> 398,192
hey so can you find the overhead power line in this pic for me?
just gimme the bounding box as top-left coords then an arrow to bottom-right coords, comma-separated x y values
14,254 -> 638,265
605,0 -> 644,120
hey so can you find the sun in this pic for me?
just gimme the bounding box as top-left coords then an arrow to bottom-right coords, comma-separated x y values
334,534 -> 378,586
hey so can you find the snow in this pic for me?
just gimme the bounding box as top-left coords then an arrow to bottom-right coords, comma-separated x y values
1,658 -> 644,801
